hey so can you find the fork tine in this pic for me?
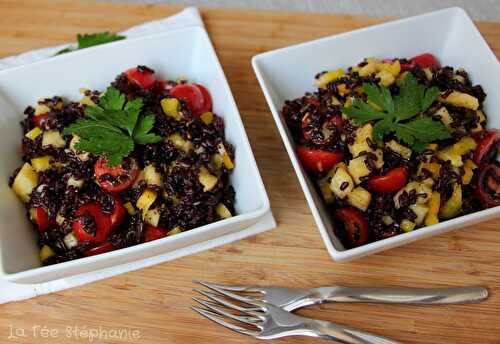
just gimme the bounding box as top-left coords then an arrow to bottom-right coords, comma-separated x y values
193,288 -> 263,314
195,280 -> 261,293
193,297 -> 263,326
195,282 -> 259,304
191,306 -> 259,337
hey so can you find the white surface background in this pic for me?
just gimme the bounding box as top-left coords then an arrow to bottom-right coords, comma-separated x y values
103,0 -> 500,22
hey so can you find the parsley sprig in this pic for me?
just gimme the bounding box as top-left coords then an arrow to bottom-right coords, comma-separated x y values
63,87 -> 162,166
55,32 -> 125,55
342,73 -> 451,151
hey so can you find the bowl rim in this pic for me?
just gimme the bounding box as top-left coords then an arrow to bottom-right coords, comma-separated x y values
251,6 -> 500,261
1,26 -> 271,279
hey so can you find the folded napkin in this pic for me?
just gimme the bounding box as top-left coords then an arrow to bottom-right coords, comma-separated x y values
0,7 -> 276,304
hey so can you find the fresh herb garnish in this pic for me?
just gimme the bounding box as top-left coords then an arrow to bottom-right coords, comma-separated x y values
342,73 -> 451,151
63,87 -> 162,166
55,32 -> 125,55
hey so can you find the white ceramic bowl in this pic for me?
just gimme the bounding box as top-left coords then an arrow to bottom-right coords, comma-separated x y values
0,27 -> 270,283
252,7 -> 500,262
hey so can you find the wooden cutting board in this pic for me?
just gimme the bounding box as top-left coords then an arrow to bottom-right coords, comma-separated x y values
0,1 -> 499,343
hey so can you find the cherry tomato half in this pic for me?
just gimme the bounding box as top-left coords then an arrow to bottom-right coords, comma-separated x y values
144,224 -> 169,242
32,113 -> 49,128
32,207 -> 51,233
296,146 -> 344,173
110,195 -> 125,230
83,241 -> 115,257
125,66 -> 156,90
301,115 -> 343,146
94,157 -> 140,193
367,167 -> 409,193
170,83 -> 212,117
475,164 -> 500,208
400,53 -> 441,72
474,129 -> 500,165
72,203 -> 112,244
334,207 -> 369,248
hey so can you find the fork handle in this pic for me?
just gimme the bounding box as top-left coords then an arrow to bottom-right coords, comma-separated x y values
316,286 -> 488,305
301,318 -> 401,344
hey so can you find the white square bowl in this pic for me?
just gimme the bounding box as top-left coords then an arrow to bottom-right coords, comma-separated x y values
252,7 -> 500,262
0,26 -> 270,283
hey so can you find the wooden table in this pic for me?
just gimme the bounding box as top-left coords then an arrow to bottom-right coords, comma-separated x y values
1,1 -> 499,343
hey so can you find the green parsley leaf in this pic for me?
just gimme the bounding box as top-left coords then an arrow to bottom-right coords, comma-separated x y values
341,73 -> 448,150
55,32 -> 125,55
64,87 -> 162,166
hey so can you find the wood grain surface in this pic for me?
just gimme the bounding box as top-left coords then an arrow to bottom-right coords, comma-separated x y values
0,1 -> 499,343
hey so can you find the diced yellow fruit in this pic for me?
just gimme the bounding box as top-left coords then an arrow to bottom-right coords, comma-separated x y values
31,156 -> 52,172
40,245 -> 55,261
423,68 -> 433,81
347,155 -> 371,185
439,183 -> 462,220
435,107 -> 453,128
56,213 -> 65,225
348,123 -> 374,158
377,60 -> 401,77
168,133 -> 193,153
347,186 -> 372,211
386,140 -> 412,160
337,84 -> 349,96
136,189 -> 157,212
422,177 -> 435,187
63,232 -> 79,249
216,203 -> 232,219
67,176 -> 84,188
34,104 -> 50,116
373,148 -> 384,169
198,167 -> 218,192
452,137 -> 477,156
12,163 -> 39,202
440,91 -> 479,110
25,127 -> 42,140
80,95 -> 96,106
42,130 -> 66,148
218,143 -> 234,170
376,70 -> 396,87
316,69 -> 344,88
69,135 -> 90,161
330,96 -> 341,106
143,165 -> 162,186
425,192 -> 441,226
394,181 -> 432,209
400,220 -> 416,232
144,208 -> 161,226
358,60 -> 378,76
168,226 -> 183,236
476,110 -> 486,123
427,143 -> 438,151
344,97 -> 354,108
210,153 -> 224,171
418,162 -> 441,179
462,160 -> 477,185
436,146 -> 463,167
161,98 -> 183,121
329,164 -> 354,199
382,216 -> 394,225
409,204 -> 429,225
200,112 -> 214,125
124,202 -> 136,215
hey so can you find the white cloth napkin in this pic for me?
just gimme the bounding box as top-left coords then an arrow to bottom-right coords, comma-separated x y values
0,7 -> 276,304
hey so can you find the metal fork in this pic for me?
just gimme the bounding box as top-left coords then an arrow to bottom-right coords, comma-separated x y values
195,281 -> 488,311
192,288 -> 401,344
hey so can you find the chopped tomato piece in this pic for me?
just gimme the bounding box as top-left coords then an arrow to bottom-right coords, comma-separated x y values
72,203 -> 112,244
475,164 -> 500,208
94,157 -> 140,193
33,207 -> 51,233
170,83 -> 212,117
400,53 -> 441,71
83,241 -> 115,257
110,195 -> 125,230
32,113 -> 49,128
144,224 -> 169,242
296,146 -> 344,173
125,66 -> 156,90
474,129 -> 500,165
367,168 -> 408,193
335,207 -> 369,248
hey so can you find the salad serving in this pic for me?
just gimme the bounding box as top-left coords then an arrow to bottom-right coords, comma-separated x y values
282,53 -> 499,248
9,66 -> 236,265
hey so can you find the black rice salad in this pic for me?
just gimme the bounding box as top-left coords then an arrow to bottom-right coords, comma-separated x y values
281,53 -> 499,248
10,66 -> 236,265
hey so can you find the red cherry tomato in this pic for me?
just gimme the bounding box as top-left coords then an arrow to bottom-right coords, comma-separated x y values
170,83 -> 212,117
32,113 -> 49,128
144,224 -> 169,242
296,146 -> 344,173
110,195 -> 125,230
72,203 -> 112,244
125,67 -> 156,90
334,207 -> 369,248
94,157 -> 139,193
367,167 -> 409,193
475,164 -> 500,208
33,207 -> 51,233
330,115 -> 344,131
474,129 -> 500,165
400,53 -> 441,71
83,241 -> 115,257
